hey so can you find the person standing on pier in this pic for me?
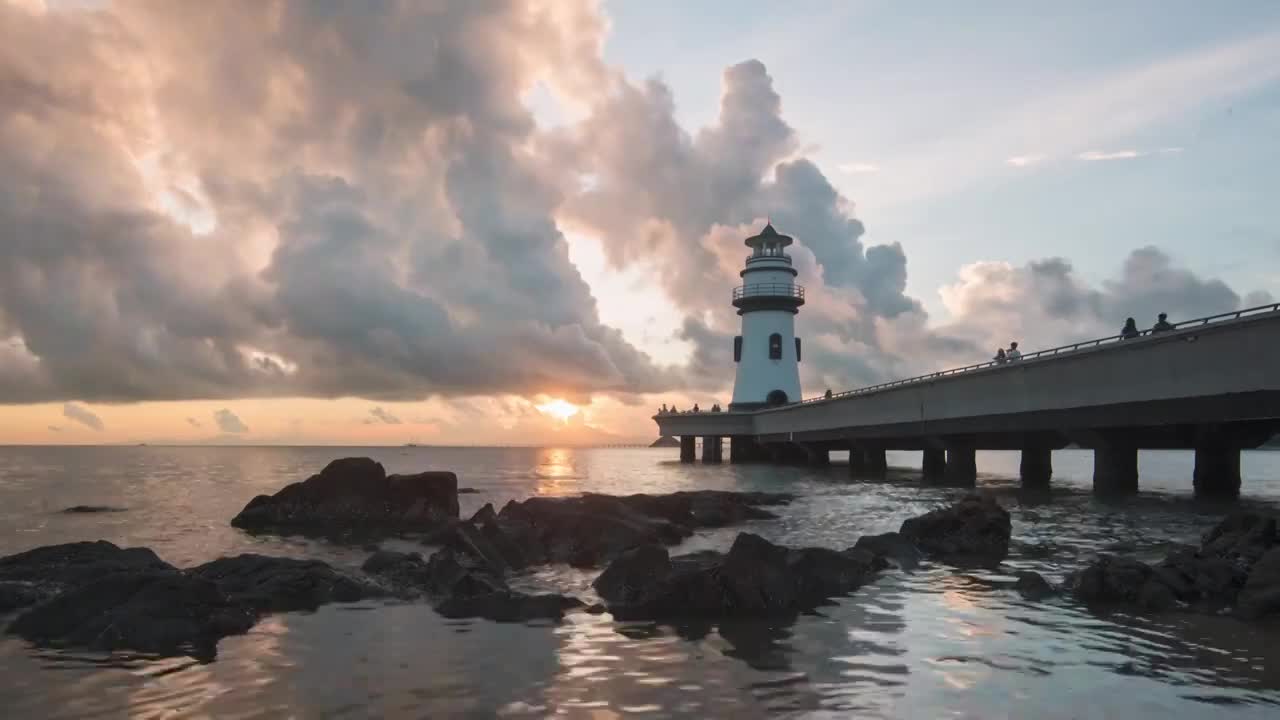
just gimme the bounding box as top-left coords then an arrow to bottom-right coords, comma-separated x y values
1006,342 -> 1022,361
1121,317 -> 1140,339
1152,313 -> 1175,333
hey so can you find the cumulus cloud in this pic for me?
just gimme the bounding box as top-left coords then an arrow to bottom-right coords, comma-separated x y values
939,246 -> 1251,354
213,409 -> 247,434
369,406 -> 401,425
62,402 -> 103,431
186,417 -> 201,428
1078,149 -> 1141,161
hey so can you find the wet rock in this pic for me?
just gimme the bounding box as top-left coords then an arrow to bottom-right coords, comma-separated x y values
458,487 -> 482,494
1156,547 -> 1247,608
0,582 -> 46,613
592,533 -> 884,620
8,571 -> 255,659
1199,513 -> 1277,566
60,505 -> 127,514
1069,555 -> 1176,610
420,548 -> 580,622
582,603 -> 607,615
190,554 -> 380,613
0,541 -> 174,592
230,457 -> 459,538
614,490 -> 792,528
899,495 -> 1011,566
1238,547 -> 1280,619
1014,571 -> 1055,600
361,550 -> 432,593
853,532 -> 922,569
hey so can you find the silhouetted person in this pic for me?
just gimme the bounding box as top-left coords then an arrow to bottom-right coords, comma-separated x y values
824,389 -> 833,399
1120,317 -> 1140,339
692,403 -> 700,413
1151,312 -> 1175,333
1006,342 -> 1022,361
712,404 -> 721,412
994,348 -> 1007,364
660,403 -> 668,414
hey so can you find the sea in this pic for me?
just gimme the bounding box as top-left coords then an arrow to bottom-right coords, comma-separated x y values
1,445 -> 1279,719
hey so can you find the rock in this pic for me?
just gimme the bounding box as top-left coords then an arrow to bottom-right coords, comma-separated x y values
853,532 -> 922,569
361,550 -> 432,593
0,582 -> 46,613
423,548 -> 506,598
1199,513 -> 1277,566
593,533 -> 884,620
230,457 -> 459,538
1238,547 -> 1280,619
582,603 -> 607,615
8,571 -> 255,659
0,541 -> 174,590
1014,571 -> 1054,599
60,505 -> 126,514
614,490 -> 792,528
899,495 -> 1011,565
458,487 -> 482,494
1156,547 -> 1247,608
1069,555 -> 1176,610
420,548 -> 580,622
190,554 -> 380,613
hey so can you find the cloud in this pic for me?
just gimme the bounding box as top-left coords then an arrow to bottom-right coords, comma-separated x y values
1078,149 -> 1141,161
938,246 -> 1252,354
369,406 -> 401,425
1006,154 -> 1046,167
838,162 -> 880,174
62,402 -> 103,431
213,409 -> 247,434
186,417 -> 201,428
47,425 -> 60,432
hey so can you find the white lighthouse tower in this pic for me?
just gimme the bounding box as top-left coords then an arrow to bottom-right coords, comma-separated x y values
730,223 -> 804,410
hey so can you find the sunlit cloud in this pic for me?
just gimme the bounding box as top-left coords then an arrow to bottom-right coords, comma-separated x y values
838,162 -> 880,174
1078,149 -> 1141,161
1006,154 -> 1047,167
213,408 -> 248,433
368,406 -> 402,425
536,398 -> 580,423
62,402 -> 104,431
1158,146 -> 1185,154
186,417 -> 201,428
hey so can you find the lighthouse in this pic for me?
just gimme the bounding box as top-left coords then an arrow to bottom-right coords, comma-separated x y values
730,223 -> 804,410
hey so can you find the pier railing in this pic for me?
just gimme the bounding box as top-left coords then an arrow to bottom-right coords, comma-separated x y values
789,302 -> 1280,407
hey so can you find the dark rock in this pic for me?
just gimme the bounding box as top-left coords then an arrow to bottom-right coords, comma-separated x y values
1156,547 -> 1247,608
230,457 -> 459,538
615,490 -> 792,528
1069,555 -> 1175,610
1200,513 -> 1277,566
582,603 -> 607,615
190,554 -> 380,613
60,505 -> 127,514
1238,547 -> 1280,619
854,532 -> 922,569
458,487 -> 482,494
361,550 -> 432,593
899,495 -> 1011,565
593,533 -> 883,620
8,571 -> 255,659
0,541 -> 174,590
423,548 -> 506,598
468,503 -> 498,526
0,582 -> 47,613
1014,571 -> 1054,599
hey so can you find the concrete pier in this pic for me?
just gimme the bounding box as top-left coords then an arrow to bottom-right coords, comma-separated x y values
679,436 -> 696,463
1193,444 -> 1241,500
850,447 -> 887,478
701,436 -> 723,464
804,445 -> 830,466
921,449 -> 946,481
729,436 -> 768,463
943,445 -> 977,487
1020,447 -> 1053,490
1093,445 -> 1138,496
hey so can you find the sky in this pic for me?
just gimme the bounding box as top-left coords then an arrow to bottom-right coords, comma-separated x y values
0,0 -> 1276,445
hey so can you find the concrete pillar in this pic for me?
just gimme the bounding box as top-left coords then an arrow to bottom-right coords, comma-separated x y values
943,446 -> 977,487
701,436 -> 723,464
679,436 -> 696,463
1020,447 -> 1052,490
1193,445 -> 1241,500
921,449 -> 946,481
730,436 -> 765,463
1093,445 -> 1138,496
850,447 -> 886,478
804,445 -> 830,466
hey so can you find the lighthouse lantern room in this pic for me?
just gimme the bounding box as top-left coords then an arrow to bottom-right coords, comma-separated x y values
729,223 -> 804,410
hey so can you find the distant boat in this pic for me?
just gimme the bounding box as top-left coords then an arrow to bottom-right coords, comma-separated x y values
404,442 -> 419,448
649,436 -> 680,448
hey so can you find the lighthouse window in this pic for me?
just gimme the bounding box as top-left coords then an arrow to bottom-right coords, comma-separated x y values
795,337 -> 802,362
768,333 -> 782,359
733,335 -> 743,362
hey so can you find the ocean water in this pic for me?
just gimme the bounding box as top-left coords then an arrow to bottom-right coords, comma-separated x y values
1,445 -> 1279,719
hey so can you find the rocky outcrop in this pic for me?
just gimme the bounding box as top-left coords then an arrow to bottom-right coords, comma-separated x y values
592,533 -> 885,620
1069,512 -> 1279,618
853,532 -> 922,569
7,571 -> 255,659
899,495 -> 1011,565
230,457 -> 459,538
1,541 -> 382,657
60,505 -> 127,514
1013,571 -> 1055,600
190,554 -> 380,613
361,547 -> 581,622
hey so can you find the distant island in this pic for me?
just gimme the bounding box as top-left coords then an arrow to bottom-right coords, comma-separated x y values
649,436 -> 680,448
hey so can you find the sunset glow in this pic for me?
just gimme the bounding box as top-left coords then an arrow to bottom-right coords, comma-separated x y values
536,399 -> 580,423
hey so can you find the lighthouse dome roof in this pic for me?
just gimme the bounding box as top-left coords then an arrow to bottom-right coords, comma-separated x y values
744,222 -> 793,248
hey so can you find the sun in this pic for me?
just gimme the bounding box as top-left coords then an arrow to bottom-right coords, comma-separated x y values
536,398 -> 579,423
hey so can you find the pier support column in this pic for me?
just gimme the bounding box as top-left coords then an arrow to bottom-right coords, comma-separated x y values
850,447 -> 887,478
803,444 -> 830,466
679,436 -> 696,464
701,436 -> 723,464
943,445 -> 977,487
1020,447 -> 1053,490
921,449 -> 946,482
1193,445 -> 1240,500
1093,445 -> 1138,496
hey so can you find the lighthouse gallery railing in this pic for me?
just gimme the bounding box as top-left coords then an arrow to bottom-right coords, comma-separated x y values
731,283 -> 805,301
